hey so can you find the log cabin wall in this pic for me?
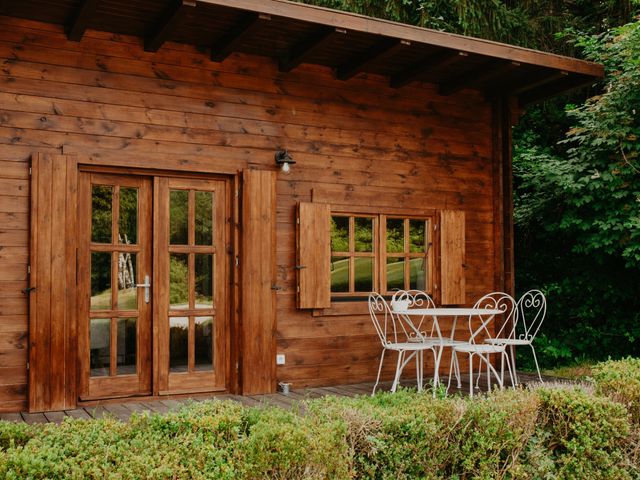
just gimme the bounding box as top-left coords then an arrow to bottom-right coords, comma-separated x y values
0,15 -> 499,412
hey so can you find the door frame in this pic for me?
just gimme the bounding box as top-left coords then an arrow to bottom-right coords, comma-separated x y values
76,164 -> 239,401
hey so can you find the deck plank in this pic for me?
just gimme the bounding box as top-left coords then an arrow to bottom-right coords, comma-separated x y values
43,411 -> 66,424
103,404 -> 132,422
65,409 -> 92,420
0,412 -> 24,422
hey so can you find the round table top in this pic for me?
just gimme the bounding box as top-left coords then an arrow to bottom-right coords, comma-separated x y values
393,307 -> 504,316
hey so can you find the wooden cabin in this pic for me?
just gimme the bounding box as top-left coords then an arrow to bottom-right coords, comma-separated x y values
0,0 -> 602,413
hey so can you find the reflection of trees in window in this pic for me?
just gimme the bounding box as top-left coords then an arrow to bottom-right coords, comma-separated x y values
329,213 -> 433,299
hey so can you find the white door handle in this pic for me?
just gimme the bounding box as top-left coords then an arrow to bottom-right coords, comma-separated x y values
136,275 -> 151,304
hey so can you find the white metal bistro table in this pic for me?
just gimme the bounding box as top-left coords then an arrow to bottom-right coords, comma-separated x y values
392,307 -> 504,388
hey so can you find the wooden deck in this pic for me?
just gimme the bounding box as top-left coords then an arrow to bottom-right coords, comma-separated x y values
0,372 -> 558,424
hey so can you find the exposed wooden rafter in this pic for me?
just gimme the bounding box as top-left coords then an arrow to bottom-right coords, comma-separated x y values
391,50 -> 467,89
336,38 -> 411,81
439,60 -> 520,96
508,70 -> 569,96
67,0 -> 100,41
279,27 -> 346,73
519,74 -> 597,105
211,12 -> 272,62
145,0 -> 196,52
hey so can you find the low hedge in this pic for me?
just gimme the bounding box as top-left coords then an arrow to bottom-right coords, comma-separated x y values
1,359 -> 639,479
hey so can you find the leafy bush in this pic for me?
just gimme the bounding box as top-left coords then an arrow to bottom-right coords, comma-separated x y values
1,370 -> 640,479
592,357 -> 640,425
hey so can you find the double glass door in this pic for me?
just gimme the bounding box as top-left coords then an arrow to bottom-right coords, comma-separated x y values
78,172 -> 229,400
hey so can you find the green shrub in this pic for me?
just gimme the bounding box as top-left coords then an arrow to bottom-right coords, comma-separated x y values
1,367 -> 639,479
592,357 -> 640,425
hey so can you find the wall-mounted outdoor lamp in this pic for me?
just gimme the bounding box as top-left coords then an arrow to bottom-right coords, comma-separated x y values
275,149 -> 296,175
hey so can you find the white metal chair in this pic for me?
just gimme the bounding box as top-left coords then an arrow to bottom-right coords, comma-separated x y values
447,292 -> 516,396
368,293 -> 441,395
391,290 -> 462,389
485,289 -> 546,384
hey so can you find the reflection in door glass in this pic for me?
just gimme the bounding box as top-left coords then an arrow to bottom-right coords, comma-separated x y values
117,253 -> 137,309
169,190 -> 188,245
91,252 -> 112,311
119,187 -> 138,244
90,318 -> 110,377
195,316 -> 213,371
195,254 -> 213,308
169,317 -> 188,372
169,254 -> 189,309
409,258 -> 426,291
92,185 -> 112,243
195,191 -> 213,246
117,318 -> 137,375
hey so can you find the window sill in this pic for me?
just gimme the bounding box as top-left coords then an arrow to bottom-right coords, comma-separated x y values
312,301 -> 369,317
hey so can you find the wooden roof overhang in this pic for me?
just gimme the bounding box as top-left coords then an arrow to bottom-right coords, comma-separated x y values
1,0 -> 604,105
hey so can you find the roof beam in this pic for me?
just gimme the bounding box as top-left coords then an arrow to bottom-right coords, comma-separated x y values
337,38 -> 411,81
145,0 -> 196,52
508,70 -> 569,96
439,60 -> 520,96
67,0 -> 100,41
391,50 -> 467,89
211,12 -> 271,62
195,0 -> 603,78
519,74 -> 597,106
279,27 -> 346,73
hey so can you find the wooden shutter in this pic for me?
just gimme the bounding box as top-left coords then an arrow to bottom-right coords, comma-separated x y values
241,169 -> 276,395
297,202 -> 331,309
440,210 -> 466,305
29,153 -> 77,411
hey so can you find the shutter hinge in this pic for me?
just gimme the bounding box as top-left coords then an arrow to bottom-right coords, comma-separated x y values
26,362 -> 30,371
235,256 -> 239,267
27,265 -> 31,274
235,190 -> 239,198
297,286 -> 300,293
296,217 -> 300,224
29,167 -> 32,176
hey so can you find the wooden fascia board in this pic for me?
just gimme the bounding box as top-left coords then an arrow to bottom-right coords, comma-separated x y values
145,0 -> 196,52
66,0 -> 100,41
197,0 -> 603,78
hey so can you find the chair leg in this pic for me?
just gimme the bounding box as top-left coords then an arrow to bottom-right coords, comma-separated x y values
416,351 -> 423,392
451,348 -> 462,388
372,349 -> 386,396
469,353 -> 474,397
530,343 -> 543,383
510,345 -> 519,386
433,347 -> 443,388
447,350 -> 456,393
391,350 -> 404,393
503,350 -> 515,388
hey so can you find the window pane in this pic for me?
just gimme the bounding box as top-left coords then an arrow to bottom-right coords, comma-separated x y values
91,252 -> 111,311
90,318 -> 110,377
169,190 -> 189,245
331,256 -> 349,293
354,257 -> 374,292
195,191 -> 213,246
331,216 -> 349,252
409,220 -> 426,253
119,187 -> 138,244
409,258 -> 427,291
170,254 -> 189,309
195,316 -> 213,371
169,317 -> 188,373
117,253 -> 137,309
386,257 -> 405,291
91,185 -> 112,243
195,254 -> 213,308
386,219 -> 404,253
117,318 -> 136,375
354,217 -> 373,252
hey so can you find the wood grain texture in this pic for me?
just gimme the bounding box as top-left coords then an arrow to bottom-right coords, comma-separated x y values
440,210 -> 466,305
241,169 -> 277,395
0,17 -> 506,408
297,202 -> 330,309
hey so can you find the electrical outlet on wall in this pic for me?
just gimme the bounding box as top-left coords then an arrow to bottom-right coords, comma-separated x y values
276,354 -> 286,365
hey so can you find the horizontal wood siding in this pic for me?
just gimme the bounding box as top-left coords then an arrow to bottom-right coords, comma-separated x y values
0,15 -> 497,409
